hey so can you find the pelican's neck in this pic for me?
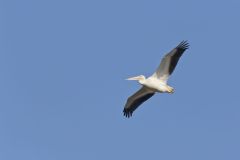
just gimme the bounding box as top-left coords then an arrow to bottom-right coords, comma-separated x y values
138,76 -> 146,84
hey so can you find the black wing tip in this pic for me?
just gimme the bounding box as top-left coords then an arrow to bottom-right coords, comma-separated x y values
177,40 -> 189,50
123,108 -> 133,118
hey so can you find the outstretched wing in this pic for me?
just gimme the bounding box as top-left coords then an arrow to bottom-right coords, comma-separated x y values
123,87 -> 155,118
152,41 -> 189,83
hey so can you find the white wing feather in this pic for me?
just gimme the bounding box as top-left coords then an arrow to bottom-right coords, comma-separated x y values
152,55 -> 172,83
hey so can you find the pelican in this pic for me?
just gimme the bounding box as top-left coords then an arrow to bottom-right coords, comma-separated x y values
123,41 -> 189,118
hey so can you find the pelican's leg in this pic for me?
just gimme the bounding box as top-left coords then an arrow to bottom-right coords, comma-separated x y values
167,86 -> 174,93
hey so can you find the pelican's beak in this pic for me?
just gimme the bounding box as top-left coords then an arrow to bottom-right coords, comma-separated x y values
126,76 -> 139,80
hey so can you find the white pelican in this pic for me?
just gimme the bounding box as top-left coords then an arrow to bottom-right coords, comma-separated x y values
123,41 -> 189,118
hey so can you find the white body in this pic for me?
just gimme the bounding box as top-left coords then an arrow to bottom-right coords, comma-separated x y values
141,77 -> 173,93
127,75 -> 174,93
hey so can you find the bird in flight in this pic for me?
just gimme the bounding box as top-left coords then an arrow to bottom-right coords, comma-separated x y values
123,41 -> 189,118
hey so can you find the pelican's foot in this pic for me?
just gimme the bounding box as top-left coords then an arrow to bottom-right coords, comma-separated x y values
167,87 -> 174,93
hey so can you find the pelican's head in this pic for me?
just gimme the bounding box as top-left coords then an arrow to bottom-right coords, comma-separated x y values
126,75 -> 146,84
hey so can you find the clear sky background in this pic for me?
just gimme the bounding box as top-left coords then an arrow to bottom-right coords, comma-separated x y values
1,0 -> 240,160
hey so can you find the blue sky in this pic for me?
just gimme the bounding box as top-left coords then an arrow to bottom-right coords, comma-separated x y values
1,0 -> 240,160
